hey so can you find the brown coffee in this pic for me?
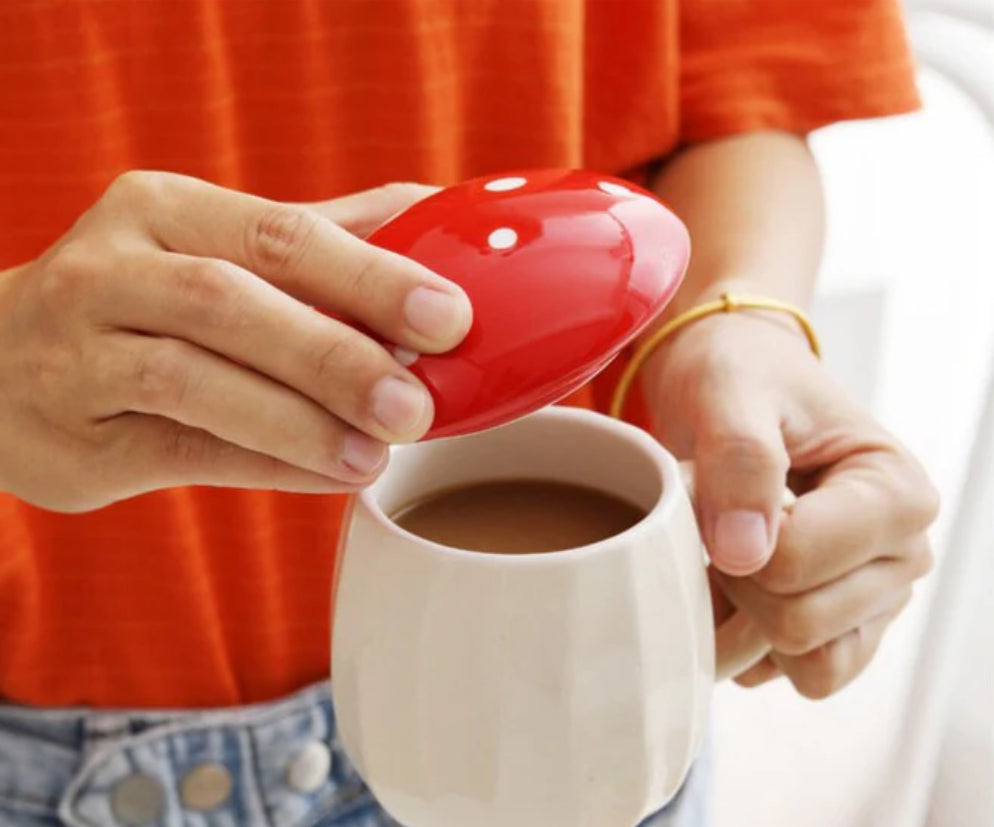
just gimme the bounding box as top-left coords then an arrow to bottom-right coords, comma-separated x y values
392,479 -> 646,554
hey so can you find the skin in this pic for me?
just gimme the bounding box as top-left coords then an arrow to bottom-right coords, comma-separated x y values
0,135 -> 938,702
644,131 -> 940,698
0,174 -> 471,511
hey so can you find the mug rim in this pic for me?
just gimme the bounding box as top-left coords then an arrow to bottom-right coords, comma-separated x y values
356,406 -> 684,564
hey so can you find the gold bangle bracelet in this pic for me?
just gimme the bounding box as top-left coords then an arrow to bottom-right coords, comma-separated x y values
609,292 -> 821,419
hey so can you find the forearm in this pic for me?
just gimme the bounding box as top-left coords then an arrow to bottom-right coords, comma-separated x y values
649,130 -> 825,315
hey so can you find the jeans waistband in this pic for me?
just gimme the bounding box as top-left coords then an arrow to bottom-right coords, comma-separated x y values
0,682 -> 380,827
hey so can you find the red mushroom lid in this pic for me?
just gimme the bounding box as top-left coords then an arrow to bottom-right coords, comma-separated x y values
367,169 -> 690,440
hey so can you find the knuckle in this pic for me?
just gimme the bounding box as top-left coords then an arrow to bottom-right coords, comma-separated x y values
245,204 -> 318,276
305,333 -> 392,421
767,597 -> 825,655
888,450 -> 941,527
756,548 -> 807,595
792,644 -> 847,700
38,241 -> 98,307
308,334 -> 356,387
132,341 -> 192,411
160,421 -> 212,467
704,431 -> 788,477
30,346 -> 77,399
379,181 -> 433,202
105,170 -> 169,207
306,325 -> 384,392
170,258 -> 240,322
911,476 -> 941,526
339,250 -> 382,304
908,544 -> 935,580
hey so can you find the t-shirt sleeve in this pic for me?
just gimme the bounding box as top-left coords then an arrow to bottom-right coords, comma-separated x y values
678,0 -> 921,142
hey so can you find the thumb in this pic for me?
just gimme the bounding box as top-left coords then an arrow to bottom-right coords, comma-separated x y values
302,182 -> 440,238
695,397 -> 789,576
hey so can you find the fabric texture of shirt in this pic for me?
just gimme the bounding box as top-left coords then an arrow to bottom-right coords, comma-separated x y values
0,0 -> 920,708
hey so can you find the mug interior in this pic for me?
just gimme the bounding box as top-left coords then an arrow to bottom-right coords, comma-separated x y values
364,407 -> 670,551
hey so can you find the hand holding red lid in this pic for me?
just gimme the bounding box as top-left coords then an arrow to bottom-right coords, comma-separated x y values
0,174 -> 470,511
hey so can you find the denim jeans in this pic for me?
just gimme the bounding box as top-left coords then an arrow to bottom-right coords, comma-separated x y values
0,682 -> 709,826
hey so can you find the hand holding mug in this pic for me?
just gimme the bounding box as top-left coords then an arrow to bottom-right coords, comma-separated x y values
642,304 -> 939,697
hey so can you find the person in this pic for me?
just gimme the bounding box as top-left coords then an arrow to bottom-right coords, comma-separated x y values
0,2 -> 938,825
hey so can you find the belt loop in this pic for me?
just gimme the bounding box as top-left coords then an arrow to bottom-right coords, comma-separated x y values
81,713 -> 130,759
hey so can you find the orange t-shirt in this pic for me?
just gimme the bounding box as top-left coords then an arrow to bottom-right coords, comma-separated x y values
0,0 -> 919,708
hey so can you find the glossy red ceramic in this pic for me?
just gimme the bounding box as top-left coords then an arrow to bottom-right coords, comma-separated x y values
367,169 -> 690,440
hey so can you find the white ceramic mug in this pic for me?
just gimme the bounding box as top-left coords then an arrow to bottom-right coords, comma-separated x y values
332,406 -> 762,827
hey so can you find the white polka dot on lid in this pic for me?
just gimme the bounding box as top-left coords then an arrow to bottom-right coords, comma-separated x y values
487,227 -> 518,251
598,181 -> 632,197
393,346 -> 419,367
484,176 -> 527,192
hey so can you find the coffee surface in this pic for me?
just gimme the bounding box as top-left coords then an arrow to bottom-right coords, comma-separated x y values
392,479 -> 646,554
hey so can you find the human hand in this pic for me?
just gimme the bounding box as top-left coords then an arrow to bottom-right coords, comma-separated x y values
642,303 -> 938,698
0,173 -> 470,511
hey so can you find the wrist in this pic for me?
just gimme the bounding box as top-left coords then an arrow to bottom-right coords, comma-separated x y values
664,275 -> 812,317
642,279 -> 816,356
634,292 -> 819,417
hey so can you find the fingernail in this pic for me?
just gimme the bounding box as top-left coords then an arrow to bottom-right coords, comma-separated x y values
712,510 -> 772,575
371,376 -> 431,438
404,286 -> 471,345
342,430 -> 388,475
392,346 -> 419,367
